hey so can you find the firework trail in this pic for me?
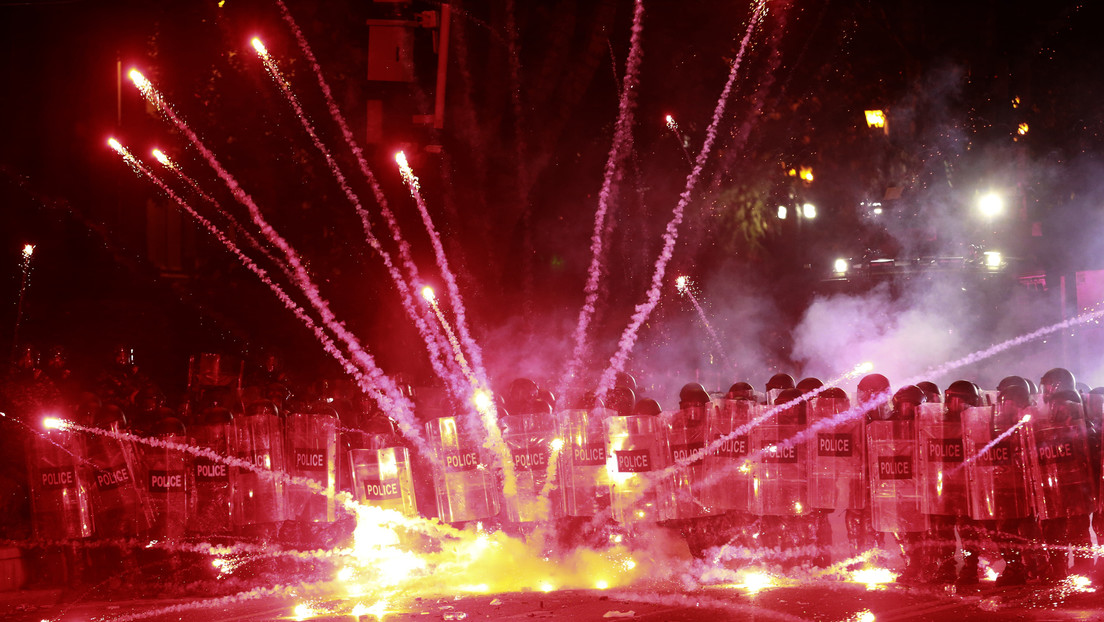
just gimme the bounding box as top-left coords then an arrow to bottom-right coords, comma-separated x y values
394,152 -> 491,390
249,38 -> 460,397
949,412 -> 1032,477
126,71 -> 420,446
560,0 -> 646,397
151,148 -> 286,274
676,275 -> 734,372
665,114 -> 694,166
109,137 -> 431,454
421,287 -> 476,385
11,242 -> 35,353
595,1 -> 767,403
273,1 -> 454,369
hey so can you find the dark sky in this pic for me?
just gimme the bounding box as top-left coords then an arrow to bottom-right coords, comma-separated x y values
2,0 -> 1103,395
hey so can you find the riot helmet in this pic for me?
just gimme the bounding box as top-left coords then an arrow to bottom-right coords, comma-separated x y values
774,387 -> 806,424
726,382 -> 755,401
608,386 -> 636,416
796,377 -> 824,393
916,381 -> 941,403
890,385 -> 926,421
944,380 -> 982,419
633,398 -> 662,416
1040,368 -> 1076,403
678,382 -> 711,409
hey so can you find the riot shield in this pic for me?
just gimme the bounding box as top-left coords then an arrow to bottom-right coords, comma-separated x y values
917,403 -> 969,517
1025,404 -> 1095,519
426,416 -> 501,523
867,419 -> 927,533
501,414 -> 556,523
188,412 -> 234,535
605,414 -> 671,524
285,410 -> 339,523
666,403 -> 716,520
557,408 -> 612,517
231,409 -> 287,528
749,423 -> 808,517
807,396 -> 865,511
701,399 -> 756,512
961,405 -> 1031,521
28,430 -> 94,540
350,446 -> 418,517
85,421 -> 154,538
145,426 -> 189,539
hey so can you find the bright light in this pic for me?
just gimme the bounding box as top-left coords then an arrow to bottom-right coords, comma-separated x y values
42,417 -> 68,431
107,137 -> 123,152
802,203 -> 816,219
856,611 -> 876,622
539,582 -> 555,592
250,37 -> 268,56
856,361 -> 874,374
675,275 -> 688,292
151,149 -> 171,167
978,192 -> 1004,218
864,109 -> 886,129
799,166 -> 814,182
984,251 -> 1002,268
850,567 -> 897,589
472,389 -> 493,413
834,258 -> 849,274
595,580 -> 609,590
421,286 -> 436,303
22,244 -> 34,258
777,205 -> 787,220
793,501 -> 803,514
1069,575 -> 1094,592
394,151 -> 408,168
736,571 -> 776,594
665,114 -> 676,129
292,603 -> 316,620
872,207 -> 883,215
127,69 -> 149,90
1020,413 -> 1032,424
550,438 -> 564,452
1018,123 -> 1029,136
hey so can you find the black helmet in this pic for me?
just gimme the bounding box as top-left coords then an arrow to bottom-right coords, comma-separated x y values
608,386 -> 636,416
796,377 -> 824,393
679,382 -> 711,408
891,385 -> 926,420
997,384 -> 1032,411
633,398 -> 662,416
813,387 -> 850,417
857,373 -> 891,401
726,382 -> 755,400
1040,368 -> 1076,403
152,415 -> 186,437
820,387 -> 848,401
614,372 -> 638,392
916,381 -> 941,403
774,388 -> 806,424
505,378 -> 539,412
997,376 -> 1031,395
945,379 -> 981,416
766,373 -> 796,392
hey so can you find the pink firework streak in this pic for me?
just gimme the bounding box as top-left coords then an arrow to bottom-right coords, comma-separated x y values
394,152 -> 491,388
151,148 -> 287,275
249,38 -> 461,396
676,275 -> 735,372
560,0 -> 646,395
125,73 -> 421,447
107,139 -> 435,452
595,1 -> 767,402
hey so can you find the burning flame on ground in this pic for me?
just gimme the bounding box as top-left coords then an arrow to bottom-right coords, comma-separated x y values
849,567 -> 897,590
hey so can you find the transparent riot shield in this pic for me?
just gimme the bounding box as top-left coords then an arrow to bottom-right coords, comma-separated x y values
606,414 -> 671,524
749,423 -> 808,516
501,414 -> 556,523
961,405 -> 1031,521
426,416 -> 500,523
867,420 -> 927,533
666,403 -> 715,519
917,403 -> 968,517
350,447 -> 417,517
188,411 -> 234,535
557,408 -> 611,517
231,409 -> 286,529
285,410 -> 338,523
28,429 -> 94,540
701,399 -> 756,512
808,397 -> 865,511
86,421 -> 154,539
1025,404 -> 1095,520
145,426 -> 189,539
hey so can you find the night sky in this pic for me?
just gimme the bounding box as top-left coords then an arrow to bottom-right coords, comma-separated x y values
3,0 -> 1104,398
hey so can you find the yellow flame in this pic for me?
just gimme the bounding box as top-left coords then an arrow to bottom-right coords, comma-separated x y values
1068,575 -> 1095,592
1017,122 -> 1029,136
42,417 -> 68,431
292,603 -> 316,620
855,610 -> 875,622
539,582 -> 555,592
472,389 -> 494,413
250,37 -> 269,58
151,149 -> 171,167
864,109 -> 886,128
799,166 -> 814,182
595,579 -> 609,590
849,567 -> 897,589
735,570 -> 776,594
550,438 -> 564,452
